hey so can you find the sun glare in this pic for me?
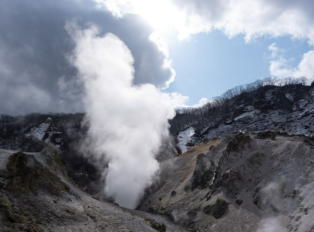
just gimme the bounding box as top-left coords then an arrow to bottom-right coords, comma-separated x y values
131,0 -> 179,31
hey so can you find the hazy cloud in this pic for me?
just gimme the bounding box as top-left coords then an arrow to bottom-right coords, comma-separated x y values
104,0 -> 314,82
0,0 -> 174,114
103,0 -> 314,42
268,43 -> 284,59
269,44 -> 314,81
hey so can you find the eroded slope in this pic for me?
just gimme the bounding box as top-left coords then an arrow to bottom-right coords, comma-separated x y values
139,133 -> 314,232
0,148 -> 186,232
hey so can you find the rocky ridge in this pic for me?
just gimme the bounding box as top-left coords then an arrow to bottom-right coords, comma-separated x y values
172,83 -> 314,152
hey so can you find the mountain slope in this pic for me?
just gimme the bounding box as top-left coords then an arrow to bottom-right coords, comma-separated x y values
1,82 -> 314,231
171,83 -> 314,149
0,148 -> 187,232
139,133 -> 314,232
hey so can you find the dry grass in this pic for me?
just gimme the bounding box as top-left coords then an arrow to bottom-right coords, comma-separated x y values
178,139 -> 221,159
169,139 -> 222,191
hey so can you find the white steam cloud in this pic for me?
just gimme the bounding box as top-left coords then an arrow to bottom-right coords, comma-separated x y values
66,22 -> 175,208
256,217 -> 286,232
269,43 -> 314,82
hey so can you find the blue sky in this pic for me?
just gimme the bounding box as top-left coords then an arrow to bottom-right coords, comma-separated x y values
166,30 -> 310,105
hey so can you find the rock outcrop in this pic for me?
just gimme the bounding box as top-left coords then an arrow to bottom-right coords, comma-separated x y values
138,133 -> 314,232
0,148 -> 186,232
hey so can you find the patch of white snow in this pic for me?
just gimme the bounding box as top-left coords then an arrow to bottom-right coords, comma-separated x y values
234,111 -> 258,121
285,93 -> 294,102
25,118 -> 51,140
265,90 -> 274,101
177,127 -> 195,153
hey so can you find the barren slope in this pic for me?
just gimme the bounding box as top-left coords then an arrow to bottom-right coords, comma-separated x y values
139,133 -> 314,232
0,148 -> 187,232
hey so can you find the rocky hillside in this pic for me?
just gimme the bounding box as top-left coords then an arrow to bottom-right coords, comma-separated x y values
171,82 -> 314,153
1,82 -> 314,231
139,133 -> 314,232
0,113 -> 111,196
0,113 -> 177,194
0,147 -> 186,232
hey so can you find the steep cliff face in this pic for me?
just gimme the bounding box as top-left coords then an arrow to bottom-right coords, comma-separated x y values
138,133 -> 314,232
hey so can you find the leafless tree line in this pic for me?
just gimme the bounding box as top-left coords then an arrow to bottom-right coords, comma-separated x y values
170,77 -> 312,134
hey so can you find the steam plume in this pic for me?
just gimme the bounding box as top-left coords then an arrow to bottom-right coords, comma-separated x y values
66,22 -> 175,208
256,217 -> 286,232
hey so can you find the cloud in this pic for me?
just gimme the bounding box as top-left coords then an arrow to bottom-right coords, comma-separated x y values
268,44 -> 314,81
165,92 -> 218,114
67,22 -> 175,208
171,0 -> 314,81
0,0 -> 174,115
103,0 -> 314,42
195,98 -> 212,107
268,43 -> 284,59
103,0 -> 314,82
3,0 -> 314,115
169,0 -> 314,42
164,92 -> 190,109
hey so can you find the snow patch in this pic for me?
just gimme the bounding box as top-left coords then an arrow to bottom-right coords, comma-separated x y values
285,93 -> 294,102
24,118 -> 63,150
298,100 -> 308,109
234,111 -> 258,121
244,105 -> 255,111
265,90 -> 274,101
25,118 -> 51,140
177,127 -> 195,153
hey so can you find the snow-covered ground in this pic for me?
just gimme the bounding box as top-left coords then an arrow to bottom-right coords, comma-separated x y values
285,93 -> 294,101
24,117 -> 63,149
234,110 -> 259,121
177,127 -> 195,153
25,118 -> 52,140
201,102 -> 314,141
